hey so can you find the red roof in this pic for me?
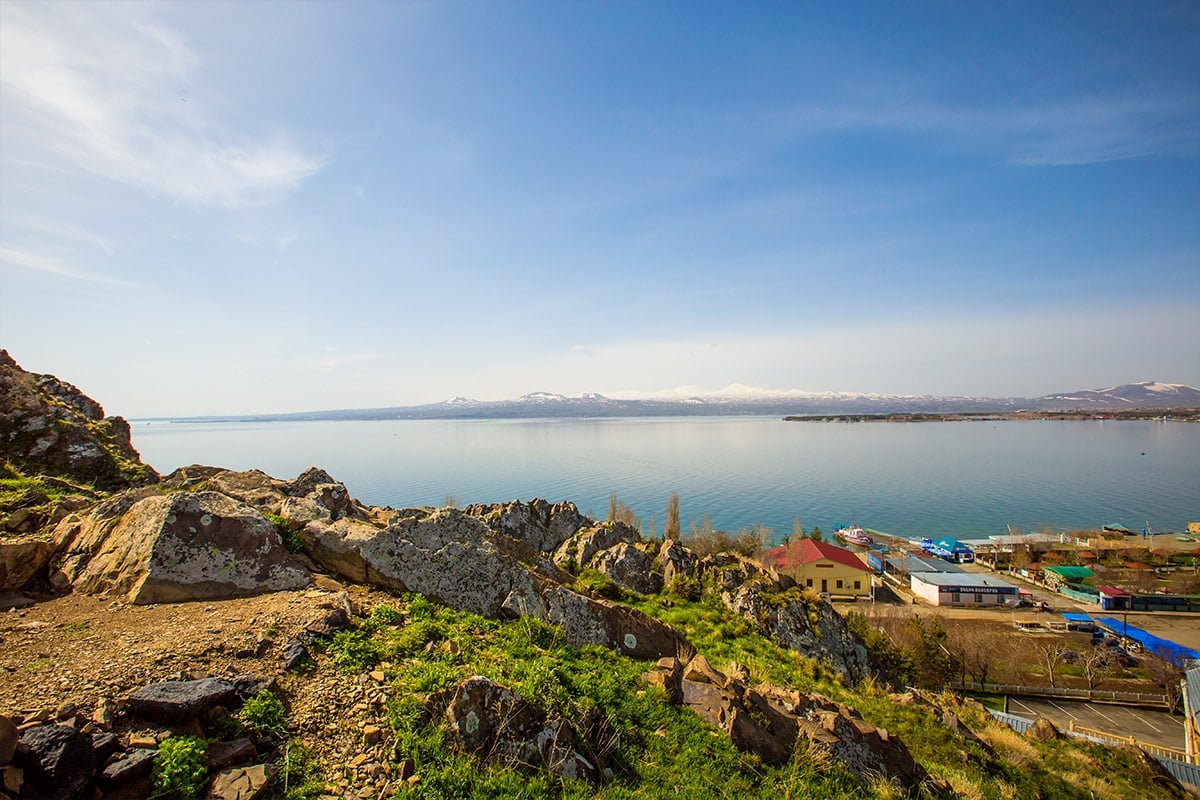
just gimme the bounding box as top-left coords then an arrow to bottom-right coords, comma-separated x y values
1098,586 -> 1130,596
760,538 -> 871,573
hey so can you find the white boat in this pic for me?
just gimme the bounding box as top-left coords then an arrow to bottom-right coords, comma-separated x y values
836,526 -> 873,546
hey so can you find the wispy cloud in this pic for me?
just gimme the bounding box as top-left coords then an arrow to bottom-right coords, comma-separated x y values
0,245 -> 130,286
0,2 -> 326,208
786,95 -> 1199,166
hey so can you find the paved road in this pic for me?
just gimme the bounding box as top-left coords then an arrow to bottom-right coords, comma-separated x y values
1005,696 -> 1185,752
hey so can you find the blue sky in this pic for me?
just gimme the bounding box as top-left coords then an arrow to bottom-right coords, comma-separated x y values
1,0 -> 1197,416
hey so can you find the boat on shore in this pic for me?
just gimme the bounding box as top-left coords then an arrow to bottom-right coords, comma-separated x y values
835,525 -> 873,547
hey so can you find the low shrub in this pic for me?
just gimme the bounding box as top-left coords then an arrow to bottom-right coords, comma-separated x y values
152,736 -> 208,800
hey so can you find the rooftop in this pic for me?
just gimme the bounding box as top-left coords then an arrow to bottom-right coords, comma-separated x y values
760,538 -> 872,573
910,572 -> 1020,590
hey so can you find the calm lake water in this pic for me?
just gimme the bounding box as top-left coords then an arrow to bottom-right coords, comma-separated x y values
131,417 -> 1199,544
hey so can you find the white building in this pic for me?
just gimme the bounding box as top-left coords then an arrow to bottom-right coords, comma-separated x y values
910,572 -> 1019,606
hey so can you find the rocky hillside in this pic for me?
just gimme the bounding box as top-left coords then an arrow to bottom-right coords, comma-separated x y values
0,351 -> 157,491
0,356 -> 1187,800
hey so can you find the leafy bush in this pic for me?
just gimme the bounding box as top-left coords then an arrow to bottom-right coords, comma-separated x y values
576,568 -> 625,601
262,511 -> 306,553
238,689 -> 288,738
328,629 -> 379,673
153,736 -> 208,800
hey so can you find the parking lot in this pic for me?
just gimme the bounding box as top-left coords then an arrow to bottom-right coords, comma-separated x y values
1005,696 -> 1185,752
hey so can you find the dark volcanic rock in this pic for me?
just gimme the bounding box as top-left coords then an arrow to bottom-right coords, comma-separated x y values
125,677 -> 239,724
15,723 -> 96,800
97,747 -> 157,789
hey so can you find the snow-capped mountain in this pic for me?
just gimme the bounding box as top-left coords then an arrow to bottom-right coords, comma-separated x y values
1031,381 -> 1200,410
177,381 -> 1198,422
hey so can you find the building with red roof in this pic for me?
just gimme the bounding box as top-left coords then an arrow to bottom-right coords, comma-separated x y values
760,538 -> 872,598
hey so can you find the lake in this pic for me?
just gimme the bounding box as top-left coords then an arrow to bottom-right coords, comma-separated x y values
130,417 -> 1199,544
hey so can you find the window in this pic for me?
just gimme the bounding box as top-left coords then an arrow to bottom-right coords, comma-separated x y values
836,579 -> 843,589
806,578 -> 813,587
975,594 -> 983,604
951,593 -> 961,604
854,580 -> 861,590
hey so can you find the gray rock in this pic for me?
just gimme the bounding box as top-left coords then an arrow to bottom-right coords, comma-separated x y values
553,523 -> 641,571
655,540 -> 698,584
304,607 -> 352,637
282,638 -> 310,671
591,543 -> 662,595
125,678 -> 238,724
464,499 -> 589,554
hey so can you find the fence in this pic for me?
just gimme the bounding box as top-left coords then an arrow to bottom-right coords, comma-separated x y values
987,710 -> 1200,792
951,681 -> 1169,708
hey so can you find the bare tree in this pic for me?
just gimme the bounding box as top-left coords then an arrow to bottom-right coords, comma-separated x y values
1077,647 -> 1111,691
1144,651 -> 1185,714
1032,642 -> 1066,689
664,493 -> 680,540
946,624 -> 997,689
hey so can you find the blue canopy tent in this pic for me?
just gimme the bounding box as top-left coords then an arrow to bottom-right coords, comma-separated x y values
1095,617 -> 1200,666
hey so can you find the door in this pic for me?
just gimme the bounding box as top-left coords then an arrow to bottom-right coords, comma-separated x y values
821,579 -> 828,592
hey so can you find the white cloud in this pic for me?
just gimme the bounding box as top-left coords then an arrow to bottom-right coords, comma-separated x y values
0,2 -> 325,208
0,244 -> 129,286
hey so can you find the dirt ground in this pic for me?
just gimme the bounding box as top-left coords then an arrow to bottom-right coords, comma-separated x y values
0,581 -> 414,797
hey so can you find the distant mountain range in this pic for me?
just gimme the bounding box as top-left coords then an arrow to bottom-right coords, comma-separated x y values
167,381 -> 1200,422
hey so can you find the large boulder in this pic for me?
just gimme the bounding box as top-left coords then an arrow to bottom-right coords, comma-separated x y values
299,508 -> 548,618
0,350 -> 157,491
54,490 -> 310,604
0,538 -> 55,590
14,724 -> 96,800
464,499 -> 590,554
591,543 -> 662,595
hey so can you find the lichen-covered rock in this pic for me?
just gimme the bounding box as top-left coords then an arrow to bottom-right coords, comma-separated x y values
724,579 -> 871,683
553,523 -> 640,571
465,499 -> 590,554
0,350 -> 157,491
300,508 -> 546,617
539,584 -> 689,660
591,542 -> 662,595
655,540 -> 698,584
431,676 -> 601,785
54,491 -> 311,604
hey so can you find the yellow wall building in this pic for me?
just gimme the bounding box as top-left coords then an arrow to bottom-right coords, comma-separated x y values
760,538 -> 873,598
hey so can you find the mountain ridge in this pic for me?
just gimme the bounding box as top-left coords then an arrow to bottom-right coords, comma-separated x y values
156,381 -> 1200,422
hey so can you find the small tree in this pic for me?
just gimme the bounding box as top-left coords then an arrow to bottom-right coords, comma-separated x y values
664,492 -> 680,540
809,526 -> 824,542
1144,651 -> 1185,713
644,512 -> 657,540
1032,642 -> 1065,689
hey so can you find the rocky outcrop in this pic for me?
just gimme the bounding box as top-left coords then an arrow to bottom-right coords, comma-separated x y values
53,491 -> 310,604
301,507 -> 689,660
591,542 -> 662,595
644,655 -> 930,788
656,539 -> 698,585
0,350 -> 157,491
723,578 -> 871,684
552,522 -> 640,571
428,676 -> 603,785
464,499 -> 589,553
